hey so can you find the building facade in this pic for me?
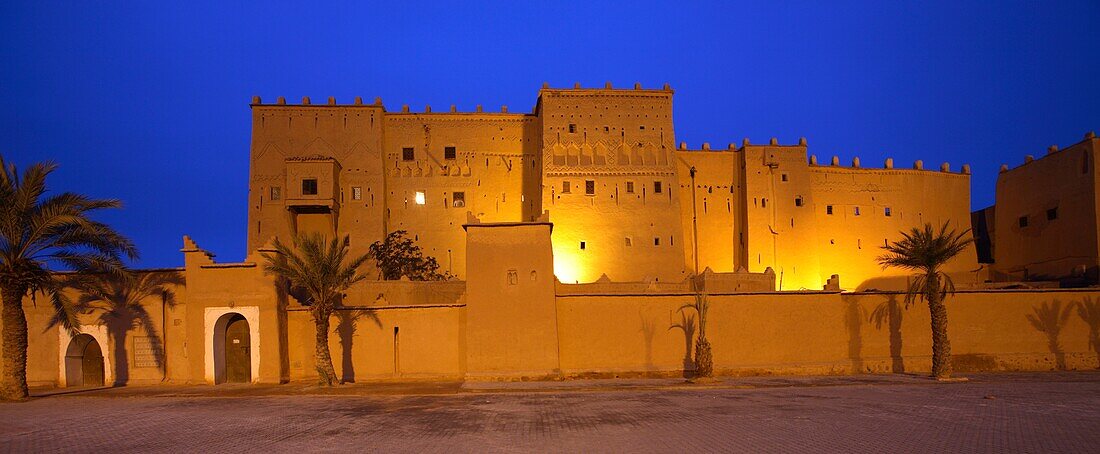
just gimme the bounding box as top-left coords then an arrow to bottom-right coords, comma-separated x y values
247,84 -> 978,291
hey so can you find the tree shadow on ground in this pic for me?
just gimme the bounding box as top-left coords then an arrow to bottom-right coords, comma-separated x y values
1027,300 -> 1074,370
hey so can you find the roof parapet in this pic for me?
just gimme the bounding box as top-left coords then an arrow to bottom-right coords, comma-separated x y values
914,160 -> 923,170
852,157 -> 861,168
885,158 -> 894,169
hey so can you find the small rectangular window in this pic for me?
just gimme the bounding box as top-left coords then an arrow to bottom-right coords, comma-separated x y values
562,181 -> 571,193
854,206 -> 861,216
270,187 -> 282,201
781,173 -> 789,182
568,124 -> 576,133
1047,207 -> 1058,220
444,146 -> 456,160
625,237 -> 632,247
639,125 -> 645,130
452,192 -> 465,208
402,147 -> 415,161
826,205 -> 833,215
654,237 -> 661,246
579,241 -> 586,250
352,187 -> 362,200
884,207 -> 892,217
762,198 -> 767,208
585,180 -> 595,195
414,190 -> 425,205
302,179 -> 318,196
1019,216 -> 1028,227
625,181 -> 635,193
794,197 -> 803,207
654,181 -> 663,193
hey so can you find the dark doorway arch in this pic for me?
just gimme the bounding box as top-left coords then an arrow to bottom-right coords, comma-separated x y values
65,334 -> 105,387
214,313 -> 252,384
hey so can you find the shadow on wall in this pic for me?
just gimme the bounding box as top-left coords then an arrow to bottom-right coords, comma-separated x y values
668,309 -> 695,378
869,294 -> 905,373
1074,296 -> 1100,369
639,313 -> 657,376
333,307 -> 381,384
1026,300 -> 1074,371
56,272 -> 182,386
844,297 -> 864,373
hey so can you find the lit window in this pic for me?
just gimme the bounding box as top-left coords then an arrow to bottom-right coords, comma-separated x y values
1019,216 -> 1028,227
414,191 -> 425,205
654,181 -> 663,193
302,179 -> 318,196
827,205 -> 833,215
352,187 -> 362,200
444,146 -> 456,160
452,192 -> 465,208
270,187 -> 281,201
402,147 -> 415,161
625,181 -> 635,193
1047,207 -> 1058,220
562,181 -> 571,193
585,180 -> 595,195
884,207 -> 892,217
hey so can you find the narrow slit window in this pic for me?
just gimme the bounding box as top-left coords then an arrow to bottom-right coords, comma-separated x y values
826,205 -> 833,215
884,207 -> 892,217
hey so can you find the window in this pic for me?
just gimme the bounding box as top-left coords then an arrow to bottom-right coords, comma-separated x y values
625,181 -> 635,193
1047,207 -> 1058,220
585,180 -> 595,195
1019,216 -> 1028,227
580,241 -> 586,250
568,124 -> 576,133
794,196 -> 803,207
562,181 -> 571,193
302,179 -> 318,196
826,205 -> 833,215
639,125 -> 645,130
854,206 -> 861,216
654,237 -> 661,246
884,207 -> 892,217
452,191 -> 465,208
761,198 -> 767,208
270,187 -> 281,201
604,126 -> 609,132
654,181 -> 663,193
352,187 -> 362,200
444,146 -> 456,160
625,237 -> 632,247
402,147 -> 415,161
414,190 -> 425,205
781,173 -> 789,182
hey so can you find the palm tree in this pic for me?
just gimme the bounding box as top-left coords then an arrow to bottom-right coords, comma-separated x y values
60,271 -> 181,385
0,155 -> 136,400
262,233 -> 370,386
877,222 -> 972,379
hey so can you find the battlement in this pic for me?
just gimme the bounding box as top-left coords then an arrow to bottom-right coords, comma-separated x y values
998,131 -> 1097,174
538,81 -> 673,94
808,154 -> 971,175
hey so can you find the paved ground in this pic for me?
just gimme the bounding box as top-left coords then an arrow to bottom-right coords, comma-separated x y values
3,372 -> 1099,453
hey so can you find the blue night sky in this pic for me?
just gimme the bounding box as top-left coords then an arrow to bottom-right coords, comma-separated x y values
2,1 -> 1098,268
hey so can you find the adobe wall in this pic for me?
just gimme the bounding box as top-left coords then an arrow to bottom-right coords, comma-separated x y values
556,288 -> 1100,377
674,146 -> 744,274
993,136 -> 1100,282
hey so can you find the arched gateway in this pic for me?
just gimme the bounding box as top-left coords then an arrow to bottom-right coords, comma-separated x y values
64,334 -> 105,387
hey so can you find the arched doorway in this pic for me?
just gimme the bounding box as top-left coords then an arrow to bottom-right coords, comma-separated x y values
64,334 -> 104,387
213,313 -> 251,384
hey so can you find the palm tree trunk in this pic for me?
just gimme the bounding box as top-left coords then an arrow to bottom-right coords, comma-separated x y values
313,310 -> 338,386
1,284 -> 30,400
928,290 -> 952,379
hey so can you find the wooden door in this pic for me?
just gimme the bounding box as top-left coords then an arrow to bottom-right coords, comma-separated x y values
225,315 -> 251,383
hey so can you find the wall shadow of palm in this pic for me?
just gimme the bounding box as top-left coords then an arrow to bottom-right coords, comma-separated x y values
1026,300 -> 1074,371
333,307 -> 381,383
668,310 -> 696,378
869,294 -> 905,373
1074,296 -> 1100,368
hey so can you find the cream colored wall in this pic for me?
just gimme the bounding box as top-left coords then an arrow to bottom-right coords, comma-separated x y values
810,162 -> 978,291
381,112 -> 540,278
674,147 -> 743,274
993,137 -> 1099,281
540,87 -> 687,283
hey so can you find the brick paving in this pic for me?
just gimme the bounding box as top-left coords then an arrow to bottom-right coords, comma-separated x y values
2,372 -> 1099,453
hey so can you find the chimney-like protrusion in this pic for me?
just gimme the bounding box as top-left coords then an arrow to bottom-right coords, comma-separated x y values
276,96 -> 286,105
373,97 -> 383,106
501,105 -> 508,113
302,96 -> 311,105
810,155 -> 818,165
327,96 -> 336,105
941,162 -> 950,172
476,104 -> 483,112
425,105 -> 431,113
604,81 -> 612,89
573,82 -> 581,89
1025,155 -> 1034,163
1048,145 -> 1059,154
962,164 -> 971,174
852,157 -> 861,168
354,96 -> 363,105
742,138 -> 750,147
450,104 -> 457,112
401,104 -> 409,113
542,82 -> 550,89
678,142 -> 687,150
770,137 -> 779,145
634,82 -> 642,89
799,137 -> 807,146
914,160 -> 924,170
702,142 -> 710,150
831,156 -> 840,166
728,143 -> 736,150
1000,164 -> 1009,172
1087,131 -> 1097,139
251,96 -> 261,104
885,158 -> 894,169
662,83 -> 671,91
